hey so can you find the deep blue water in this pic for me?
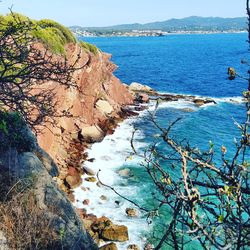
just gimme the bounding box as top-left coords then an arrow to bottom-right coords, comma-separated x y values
81,34 -> 249,249
83,34 -> 248,97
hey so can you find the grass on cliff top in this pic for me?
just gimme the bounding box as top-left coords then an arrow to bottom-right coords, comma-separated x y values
0,13 -> 98,55
79,41 -> 99,55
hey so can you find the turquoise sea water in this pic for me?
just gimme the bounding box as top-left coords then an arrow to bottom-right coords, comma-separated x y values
78,34 -> 249,249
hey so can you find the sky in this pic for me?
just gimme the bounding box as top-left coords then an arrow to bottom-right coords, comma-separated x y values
0,0 -> 247,27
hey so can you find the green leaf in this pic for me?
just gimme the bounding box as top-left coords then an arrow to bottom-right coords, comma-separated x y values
218,215 -> 224,223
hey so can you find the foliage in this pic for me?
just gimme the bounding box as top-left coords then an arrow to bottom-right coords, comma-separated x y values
37,19 -> 76,44
0,12 -> 82,130
0,13 -> 76,55
0,111 -> 35,152
32,27 -> 67,55
79,41 -> 99,55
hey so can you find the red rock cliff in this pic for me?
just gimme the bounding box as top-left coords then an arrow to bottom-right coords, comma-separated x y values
37,43 -> 134,185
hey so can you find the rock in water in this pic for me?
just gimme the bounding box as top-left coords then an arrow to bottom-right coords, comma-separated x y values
118,168 -> 132,177
127,244 -> 140,250
91,216 -> 129,242
126,208 -> 139,217
82,165 -> 96,176
85,177 -> 97,182
99,242 -> 118,250
129,82 -> 156,94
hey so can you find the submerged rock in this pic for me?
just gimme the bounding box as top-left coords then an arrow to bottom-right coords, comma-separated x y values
126,208 -> 139,217
118,168 -> 132,177
181,108 -> 195,112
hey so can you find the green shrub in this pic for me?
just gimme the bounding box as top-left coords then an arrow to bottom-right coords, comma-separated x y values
0,111 -> 36,152
37,19 -> 76,44
0,13 -> 101,57
0,13 -> 77,55
79,41 -> 99,55
32,27 -> 66,55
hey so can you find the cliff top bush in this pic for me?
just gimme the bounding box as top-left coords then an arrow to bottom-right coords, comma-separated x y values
37,19 -> 76,44
0,13 -> 77,55
0,12 -> 99,56
79,41 -> 99,55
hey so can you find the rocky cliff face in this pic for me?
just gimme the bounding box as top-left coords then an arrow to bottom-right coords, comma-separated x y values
0,129 -> 98,249
36,43 -> 134,192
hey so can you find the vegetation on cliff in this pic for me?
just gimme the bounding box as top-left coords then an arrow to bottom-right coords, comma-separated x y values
0,12 -> 77,128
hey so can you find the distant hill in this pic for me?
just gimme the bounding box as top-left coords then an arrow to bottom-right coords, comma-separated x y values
70,16 -> 247,33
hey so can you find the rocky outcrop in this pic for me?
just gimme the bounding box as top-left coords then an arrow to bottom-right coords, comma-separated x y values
125,208 -> 139,217
0,132 -> 98,250
128,82 -> 157,95
36,44 -> 134,191
91,217 -> 129,242
127,244 -> 140,250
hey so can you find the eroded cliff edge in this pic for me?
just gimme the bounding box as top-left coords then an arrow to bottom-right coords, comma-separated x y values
36,43 -> 134,196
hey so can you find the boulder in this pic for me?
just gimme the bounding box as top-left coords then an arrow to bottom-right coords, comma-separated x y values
193,98 -> 216,107
76,208 -> 87,219
126,208 -> 139,217
129,82 -> 156,95
91,216 -> 129,242
144,244 -> 154,250
100,195 -> 108,201
127,244 -> 140,250
83,199 -> 90,205
136,93 -> 149,103
82,165 -> 96,176
101,224 -> 129,242
96,100 -> 114,115
81,125 -> 104,143
65,174 -> 82,189
193,99 -> 205,106
99,242 -> 118,250
85,177 -> 97,182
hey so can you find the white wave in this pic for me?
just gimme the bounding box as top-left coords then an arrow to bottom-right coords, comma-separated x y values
213,96 -> 244,104
73,118 -> 151,250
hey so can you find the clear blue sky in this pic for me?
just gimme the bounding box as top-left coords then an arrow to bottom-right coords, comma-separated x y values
0,0 -> 246,27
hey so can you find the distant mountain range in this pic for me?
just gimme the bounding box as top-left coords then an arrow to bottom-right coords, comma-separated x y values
70,16 -> 247,33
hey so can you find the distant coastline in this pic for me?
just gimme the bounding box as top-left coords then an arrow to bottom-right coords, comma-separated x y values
70,16 -> 247,38
72,29 -> 247,38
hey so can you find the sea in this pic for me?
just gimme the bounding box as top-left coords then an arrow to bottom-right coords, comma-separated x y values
74,33 -> 249,249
